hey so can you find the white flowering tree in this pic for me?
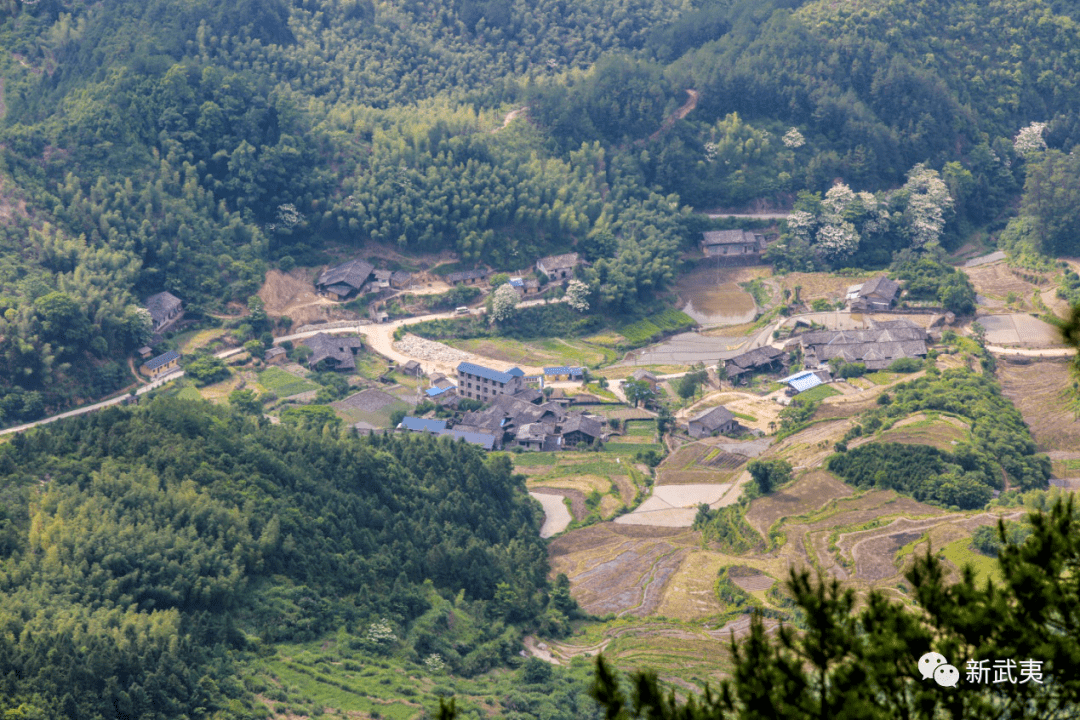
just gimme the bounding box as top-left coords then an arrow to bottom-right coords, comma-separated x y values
900,164 -> 954,250
782,127 -> 805,149
821,183 -> 856,221
424,653 -> 446,674
815,221 -> 860,262
1014,122 -> 1047,157
366,618 -> 396,648
490,282 -> 520,322
785,210 -> 816,242
565,279 -> 590,312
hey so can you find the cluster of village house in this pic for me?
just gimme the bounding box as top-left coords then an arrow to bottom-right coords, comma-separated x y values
132,229 -> 936,447
314,252 -> 582,322
394,361 -> 606,451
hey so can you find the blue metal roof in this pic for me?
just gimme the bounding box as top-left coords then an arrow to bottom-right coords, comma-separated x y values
507,367 -> 525,377
144,350 -> 180,371
399,416 -> 448,433
425,385 -> 455,397
543,366 -> 583,376
781,371 -> 823,394
440,429 -> 497,450
509,277 -> 524,287
457,361 -> 514,384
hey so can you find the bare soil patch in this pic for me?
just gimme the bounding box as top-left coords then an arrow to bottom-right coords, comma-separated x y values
996,359 -> 1080,451
963,262 -> 1050,300
332,388 -> 400,413
258,268 -> 357,326
727,565 -> 776,592
745,471 -> 854,538
549,525 -> 696,615
777,272 -> 873,304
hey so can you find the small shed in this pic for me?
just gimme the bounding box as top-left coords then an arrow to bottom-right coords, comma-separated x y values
781,370 -> 824,394
265,347 -> 287,364
687,406 -> 737,439
401,360 -> 423,377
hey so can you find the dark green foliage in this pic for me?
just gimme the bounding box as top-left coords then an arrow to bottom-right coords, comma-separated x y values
530,55 -> 678,149
411,304 -> 603,343
0,397 -> 551,716
184,354 -> 230,385
864,369 -> 1051,493
971,520 -> 1032,558
1020,149 -> 1080,257
827,443 -> 994,510
892,254 -> 977,314
747,458 -> 792,495
836,362 -> 867,379
886,357 -> 923,373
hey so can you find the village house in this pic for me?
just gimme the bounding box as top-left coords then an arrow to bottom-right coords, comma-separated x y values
390,271 -> 412,289
798,319 -> 928,370
724,346 -> 788,385
264,346 -> 287,365
316,258 -> 375,300
144,291 -> 184,333
847,275 -> 902,311
371,269 -> 393,289
700,230 -> 766,264
397,417 -> 448,434
687,405 -> 737,439
516,423 -> 561,452
446,269 -> 491,286
142,349 -> 180,379
303,333 -> 365,371
396,416 -> 499,449
456,361 -> 525,401
536,253 -> 580,281
559,414 -> 604,446
400,360 -> 424,378
631,369 -> 659,393
544,366 -> 584,381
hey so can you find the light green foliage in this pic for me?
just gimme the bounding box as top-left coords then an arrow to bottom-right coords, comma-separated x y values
257,367 -> 320,398
183,354 -> 229,385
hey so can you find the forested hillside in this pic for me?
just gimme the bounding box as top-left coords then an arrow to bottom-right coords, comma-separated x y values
2,0 -> 1080,411
0,397 -> 561,717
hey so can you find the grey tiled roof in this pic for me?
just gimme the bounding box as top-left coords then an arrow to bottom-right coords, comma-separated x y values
144,292 -> 182,325
317,258 -> 375,291
689,405 -> 734,431
144,350 -> 180,371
